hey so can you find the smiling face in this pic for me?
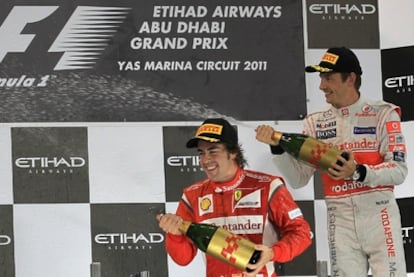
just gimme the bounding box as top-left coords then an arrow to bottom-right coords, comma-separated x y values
197,140 -> 238,183
318,72 -> 359,108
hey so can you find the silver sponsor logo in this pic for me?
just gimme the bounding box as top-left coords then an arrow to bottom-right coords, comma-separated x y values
309,3 -> 376,15
384,74 -> 414,93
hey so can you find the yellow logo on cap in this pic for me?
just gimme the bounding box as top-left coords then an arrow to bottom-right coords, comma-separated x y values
321,52 -> 339,65
196,123 -> 223,136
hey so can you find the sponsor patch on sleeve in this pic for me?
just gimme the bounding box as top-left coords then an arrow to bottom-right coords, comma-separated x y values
388,134 -> 405,146
393,151 -> 406,162
388,144 -> 406,153
386,121 -> 401,134
389,144 -> 406,162
288,208 -> 303,220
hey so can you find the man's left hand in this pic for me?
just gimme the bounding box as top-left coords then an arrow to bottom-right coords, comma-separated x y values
244,244 -> 274,276
327,151 -> 356,180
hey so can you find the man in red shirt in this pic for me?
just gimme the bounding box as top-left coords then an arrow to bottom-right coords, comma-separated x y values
157,118 -> 312,277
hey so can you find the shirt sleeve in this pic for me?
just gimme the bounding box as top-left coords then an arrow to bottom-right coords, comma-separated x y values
363,109 -> 408,186
270,117 -> 317,189
267,182 -> 312,263
164,196 -> 198,266
271,153 -> 315,189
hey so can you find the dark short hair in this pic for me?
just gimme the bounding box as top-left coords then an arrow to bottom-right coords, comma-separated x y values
340,72 -> 362,90
224,142 -> 248,168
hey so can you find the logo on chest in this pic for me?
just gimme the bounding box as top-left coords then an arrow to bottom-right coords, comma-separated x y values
198,189 -> 262,216
198,194 -> 214,216
316,128 -> 337,139
233,189 -> 261,209
353,126 -> 376,135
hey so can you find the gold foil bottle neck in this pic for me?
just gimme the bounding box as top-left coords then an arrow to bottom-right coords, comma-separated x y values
272,131 -> 282,145
179,220 -> 191,234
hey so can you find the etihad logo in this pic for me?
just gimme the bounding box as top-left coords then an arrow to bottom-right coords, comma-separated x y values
94,232 -> 164,250
166,155 -> 202,173
0,235 -> 12,245
384,74 -> 414,93
0,6 -> 131,70
309,3 -> 376,15
402,226 -> 413,244
15,157 -> 85,168
15,156 -> 86,174
309,3 -> 376,21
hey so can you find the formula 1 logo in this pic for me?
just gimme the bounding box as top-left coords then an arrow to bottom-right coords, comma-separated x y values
0,6 -> 131,70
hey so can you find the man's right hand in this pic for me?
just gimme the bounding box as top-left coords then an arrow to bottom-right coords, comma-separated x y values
156,213 -> 183,235
255,125 -> 278,146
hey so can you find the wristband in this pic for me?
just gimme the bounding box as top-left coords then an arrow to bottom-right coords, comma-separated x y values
352,164 -> 366,182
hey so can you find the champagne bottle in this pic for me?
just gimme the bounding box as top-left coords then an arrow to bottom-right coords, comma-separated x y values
179,221 -> 261,272
272,131 -> 348,172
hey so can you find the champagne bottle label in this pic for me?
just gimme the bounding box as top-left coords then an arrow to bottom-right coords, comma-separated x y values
299,136 -> 343,171
272,131 -> 345,172
178,221 -> 260,271
206,227 -> 256,271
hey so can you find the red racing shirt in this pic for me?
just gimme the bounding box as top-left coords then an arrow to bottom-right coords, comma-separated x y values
165,167 -> 312,277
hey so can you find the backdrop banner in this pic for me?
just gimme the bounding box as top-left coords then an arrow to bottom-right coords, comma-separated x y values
0,0 -> 306,122
1,0 -> 414,276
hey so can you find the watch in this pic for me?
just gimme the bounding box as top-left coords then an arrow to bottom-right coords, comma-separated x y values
352,164 -> 366,182
352,165 -> 361,181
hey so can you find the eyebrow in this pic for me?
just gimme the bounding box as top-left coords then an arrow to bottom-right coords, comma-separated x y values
197,145 -> 222,152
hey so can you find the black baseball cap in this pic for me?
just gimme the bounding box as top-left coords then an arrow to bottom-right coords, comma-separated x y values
186,118 -> 238,148
305,47 -> 362,75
